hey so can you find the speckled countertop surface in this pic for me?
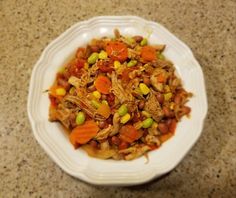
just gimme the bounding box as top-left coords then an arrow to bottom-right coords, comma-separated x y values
0,0 -> 235,197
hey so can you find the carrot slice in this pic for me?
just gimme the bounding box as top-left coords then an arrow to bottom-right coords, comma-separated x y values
106,41 -> 128,62
97,103 -> 111,118
97,60 -> 114,73
119,125 -> 143,143
141,46 -> 156,61
69,120 -> 99,146
69,135 -> 80,149
94,76 -> 111,94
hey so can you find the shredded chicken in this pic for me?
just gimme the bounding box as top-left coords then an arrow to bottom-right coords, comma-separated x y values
114,28 -> 121,38
68,71 -> 89,89
169,77 -> 181,92
68,76 -> 88,96
148,122 -> 160,136
68,76 -> 81,88
117,37 -> 135,48
125,101 -> 138,113
88,63 -> 99,79
49,104 -> 71,128
152,44 -> 166,52
144,91 -> 163,122
109,113 -> 120,136
119,145 -> 150,160
100,140 -> 110,150
127,48 -> 140,59
68,66 -> 99,91
128,70 -> 141,80
128,67 -> 145,81
94,125 -> 112,140
115,63 -> 127,75
143,63 -> 155,74
81,144 -> 116,159
64,95 -> 106,121
151,59 -> 173,69
49,106 -> 59,121
133,121 -> 143,130
145,135 -> 161,146
111,72 -> 134,104
126,77 -> 143,100
150,68 -> 169,92
111,153 -> 123,160
90,38 -> 106,50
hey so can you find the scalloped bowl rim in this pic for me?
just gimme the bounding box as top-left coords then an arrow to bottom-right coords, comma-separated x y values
27,16 -> 208,186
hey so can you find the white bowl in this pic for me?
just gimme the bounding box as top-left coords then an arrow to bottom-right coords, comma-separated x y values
27,16 -> 208,186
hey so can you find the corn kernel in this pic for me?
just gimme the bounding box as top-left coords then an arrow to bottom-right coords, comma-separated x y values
135,45 -> 142,52
69,87 -> 76,95
164,93 -> 173,101
141,111 -> 151,118
134,121 -> 143,130
120,113 -> 131,124
139,83 -> 150,95
170,102 -> 175,110
164,85 -> 170,93
87,93 -> 95,100
84,62 -> 89,70
125,37 -> 135,45
114,60 -> 121,69
55,88 -> 66,96
101,100 -> 108,105
152,122 -> 158,128
98,50 -> 108,59
92,91 -> 101,99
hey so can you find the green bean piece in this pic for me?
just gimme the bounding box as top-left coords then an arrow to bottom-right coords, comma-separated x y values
98,50 -> 108,59
140,38 -> 148,46
120,113 -> 131,124
158,53 -> 165,60
142,118 -> 154,128
91,100 -> 101,109
76,112 -> 86,125
118,104 -> 128,116
88,52 -> 99,64
127,60 -> 137,67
